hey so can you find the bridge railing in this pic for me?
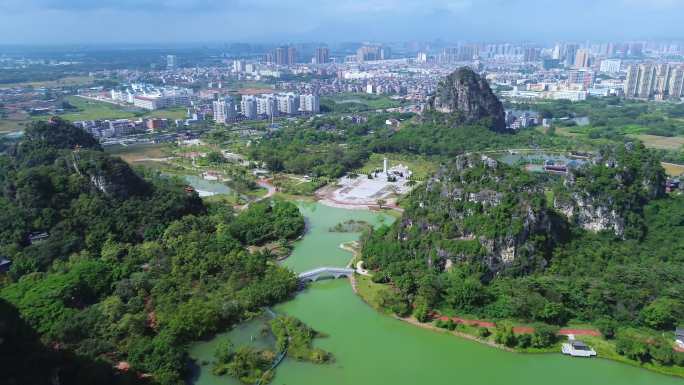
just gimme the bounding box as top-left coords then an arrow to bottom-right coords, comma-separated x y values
297,267 -> 354,281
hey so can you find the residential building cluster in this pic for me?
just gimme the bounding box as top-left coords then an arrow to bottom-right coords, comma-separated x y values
212,93 -> 320,123
624,63 -> 684,100
73,117 -> 171,139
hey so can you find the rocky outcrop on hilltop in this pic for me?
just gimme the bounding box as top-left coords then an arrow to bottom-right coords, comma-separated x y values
553,142 -> 665,239
427,67 -> 508,132
76,151 -> 151,199
396,154 -> 560,275
554,194 -> 626,237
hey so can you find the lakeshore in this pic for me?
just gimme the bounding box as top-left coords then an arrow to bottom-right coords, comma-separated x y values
189,201 -> 684,385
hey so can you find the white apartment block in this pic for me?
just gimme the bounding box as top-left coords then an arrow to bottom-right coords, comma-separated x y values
599,59 -> 621,74
299,94 -> 320,113
240,95 -> 257,119
276,93 -> 299,115
213,98 -> 237,124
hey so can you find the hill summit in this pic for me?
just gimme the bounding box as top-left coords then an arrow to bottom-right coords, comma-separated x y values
427,67 -> 508,132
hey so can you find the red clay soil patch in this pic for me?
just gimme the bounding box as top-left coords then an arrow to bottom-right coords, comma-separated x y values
513,326 -> 535,334
433,312 -> 601,336
558,328 -> 601,336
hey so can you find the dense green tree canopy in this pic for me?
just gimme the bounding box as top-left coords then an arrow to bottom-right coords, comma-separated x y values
0,120 -> 306,384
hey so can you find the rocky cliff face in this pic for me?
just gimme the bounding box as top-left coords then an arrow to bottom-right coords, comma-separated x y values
427,67 -> 508,132
76,151 -> 151,199
402,155 -> 557,275
554,194 -> 626,237
553,143 -> 665,239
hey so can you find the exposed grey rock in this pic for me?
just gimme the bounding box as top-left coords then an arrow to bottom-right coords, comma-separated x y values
427,67 -> 508,132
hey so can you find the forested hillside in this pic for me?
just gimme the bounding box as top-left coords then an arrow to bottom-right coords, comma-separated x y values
362,143 -> 684,333
0,119 -> 305,385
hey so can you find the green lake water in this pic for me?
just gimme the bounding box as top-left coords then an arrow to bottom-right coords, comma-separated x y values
280,202 -> 394,273
189,202 -> 684,385
183,175 -> 233,197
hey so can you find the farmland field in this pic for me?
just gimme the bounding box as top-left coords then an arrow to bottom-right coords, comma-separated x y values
631,134 -> 684,150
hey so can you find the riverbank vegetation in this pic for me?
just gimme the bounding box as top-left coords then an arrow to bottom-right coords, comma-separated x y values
0,119 -> 306,385
212,339 -> 276,384
329,220 -> 372,233
270,315 -> 333,363
208,315 -> 332,385
359,141 -> 684,376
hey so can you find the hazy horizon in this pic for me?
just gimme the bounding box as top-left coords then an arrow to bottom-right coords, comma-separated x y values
1,0 -> 684,45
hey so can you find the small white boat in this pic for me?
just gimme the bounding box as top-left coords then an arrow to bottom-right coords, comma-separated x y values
562,340 -> 597,357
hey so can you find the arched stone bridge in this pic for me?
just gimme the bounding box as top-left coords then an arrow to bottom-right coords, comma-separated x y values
298,267 -> 354,282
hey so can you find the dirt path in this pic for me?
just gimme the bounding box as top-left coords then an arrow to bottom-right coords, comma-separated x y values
397,315 -> 515,352
257,179 -> 276,200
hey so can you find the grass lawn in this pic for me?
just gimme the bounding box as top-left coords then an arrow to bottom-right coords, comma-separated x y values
544,190 -> 555,208
143,107 -> 188,120
106,143 -> 171,163
248,187 -> 269,198
354,275 -> 392,314
553,126 -> 582,137
58,96 -> 139,121
0,75 -> 94,89
662,162 -> 684,177
58,96 -> 191,122
272,174 -> 327,196
0,118 -> 28,133
630,134 -> 684,150
323,93 -> 404,111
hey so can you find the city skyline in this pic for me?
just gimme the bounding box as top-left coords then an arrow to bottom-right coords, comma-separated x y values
2,0 -> 684,45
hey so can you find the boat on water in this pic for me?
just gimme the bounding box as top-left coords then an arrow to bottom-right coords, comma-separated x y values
562,339 -> 597,357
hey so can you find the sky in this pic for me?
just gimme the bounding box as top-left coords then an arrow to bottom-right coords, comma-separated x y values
0,0 -> 683,45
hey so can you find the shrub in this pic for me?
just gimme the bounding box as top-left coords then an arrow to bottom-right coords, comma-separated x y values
494,323 -> 517,348
595,318 -> 618,339
531,324 -> 559,348
615,335 -> 650,363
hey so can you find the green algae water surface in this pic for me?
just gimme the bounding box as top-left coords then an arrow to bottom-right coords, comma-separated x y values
191,202 -> 683,385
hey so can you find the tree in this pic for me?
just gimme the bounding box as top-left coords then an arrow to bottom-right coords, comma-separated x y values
494,323 -> 517,347
536,302 -> 569,325
206,151 -> 225,164
214,338 -> 235,363
595,318 -> 618,339
444,274 -> 485,313
413,296 -> 431,323
640,298 -> 684,330
616,334 -> 650,363
517,333 -> 532,348
531,324 -> 558,348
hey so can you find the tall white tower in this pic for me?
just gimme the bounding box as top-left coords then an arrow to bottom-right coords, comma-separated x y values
383,157 -> 388,174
